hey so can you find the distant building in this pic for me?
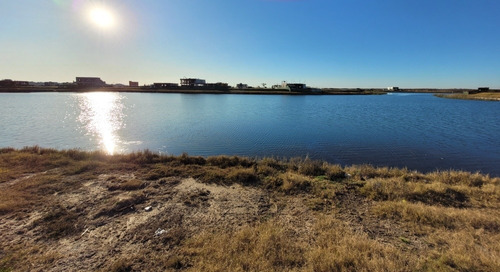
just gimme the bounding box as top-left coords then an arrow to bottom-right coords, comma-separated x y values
44,82 -> 60,86
387,87 -> 400,91
236,83 -> 249,89
0,79 -> 29,87
287,83 -> 307,91
272,81 -> 307,91
153,83 -> 179,89
478,87 -> 489,92
180,78 -> 206,87
205,82 -> 229,90
129,81 -> 139,87
0,79 -> 15,87
76,77 -> 106,87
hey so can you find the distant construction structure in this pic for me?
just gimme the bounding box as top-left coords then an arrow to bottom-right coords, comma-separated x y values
180,78 -> 206,87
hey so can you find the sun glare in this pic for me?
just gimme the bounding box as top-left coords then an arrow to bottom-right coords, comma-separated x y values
89,7 -> 115,29
78,92 -> 124,155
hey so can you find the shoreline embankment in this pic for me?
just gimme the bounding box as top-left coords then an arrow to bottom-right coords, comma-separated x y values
435,92 -> 500,101
1,86 -> 484,95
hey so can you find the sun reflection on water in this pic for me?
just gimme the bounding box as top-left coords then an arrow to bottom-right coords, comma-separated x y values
77,92 -> 124,154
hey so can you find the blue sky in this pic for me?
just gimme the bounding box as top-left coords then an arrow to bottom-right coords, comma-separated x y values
1,0 -> 499,88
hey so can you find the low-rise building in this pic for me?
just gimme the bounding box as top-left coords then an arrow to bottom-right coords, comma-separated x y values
205,82 -> 229,89
287,83 -> 307,91
180,78 -> 206,87
236,83 -> 249,89
0,79 -> 29,87
153,83 -> 179,88
272,81 -> 308,91
76,77 -> 106,87
0,79 -> 15,87
129,81 -> 139,87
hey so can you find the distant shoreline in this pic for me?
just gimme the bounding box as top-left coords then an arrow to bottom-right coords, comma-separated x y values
0,86 -> 383,95
435,92 -> 500,101
0,87 -> 484,95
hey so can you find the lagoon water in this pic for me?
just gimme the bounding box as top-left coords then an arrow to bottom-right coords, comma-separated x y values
1,92 -> 499,176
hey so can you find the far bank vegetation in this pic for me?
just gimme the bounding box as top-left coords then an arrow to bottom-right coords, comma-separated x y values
435,92 -> 500,101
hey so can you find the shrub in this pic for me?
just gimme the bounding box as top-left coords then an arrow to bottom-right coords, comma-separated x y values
178,153 -> 206,165
258,157 -> 285,171
360,178 -> 408,201
227,168 -> 258,185
281,172 -> 312,193
197,168 -> 227,184
65,161 -> 101,175
0,147 -> 15,154
144,167 -> 170,180
297,159 -> 325,176
428,170 -> 492,187
63,149 -> 89,161
206,155 -> 254,168
256,164 -> 278,177
324,164 -> 346,181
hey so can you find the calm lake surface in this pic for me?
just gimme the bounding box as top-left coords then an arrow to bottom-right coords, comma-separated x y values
1,92 -> 499,176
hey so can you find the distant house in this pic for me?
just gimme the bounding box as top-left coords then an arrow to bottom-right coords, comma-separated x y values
44,82 -> 60,86
478,87 -> 489,92
271,81 -> 307,91
180,78 -> 206,87
129,81 -> 139,87
16,81 -> 29,86
76,77 -> 106,87
236,83 -> 249,89
287,83 -> 307,91
153,83 -> 178,89
387,87 -> 400,91
205,82 -> 229,89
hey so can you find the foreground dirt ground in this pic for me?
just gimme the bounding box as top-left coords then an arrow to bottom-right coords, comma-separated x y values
1,148 -> 499,271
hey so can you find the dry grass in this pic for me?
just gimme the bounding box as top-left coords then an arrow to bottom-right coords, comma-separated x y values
436,92 -> 500,101
307,216 -> 413,272
373,201 -> 500,232
0,147 -> 499,271
361,172 -> 500,209
94,193 -> 147,218
33,205 -> 83,239
176,216 -> 415,272
107,178 -> 145,191
179,220 -> 306,271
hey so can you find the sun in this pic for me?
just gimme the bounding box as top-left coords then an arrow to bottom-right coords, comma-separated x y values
89,7 -> 115,29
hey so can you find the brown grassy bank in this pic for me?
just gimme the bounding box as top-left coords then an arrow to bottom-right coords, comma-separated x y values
1,147 -> 499,271
435,92 -> 500,101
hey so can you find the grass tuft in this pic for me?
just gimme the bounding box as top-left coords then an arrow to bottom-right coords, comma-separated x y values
33,206 -> 82,239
